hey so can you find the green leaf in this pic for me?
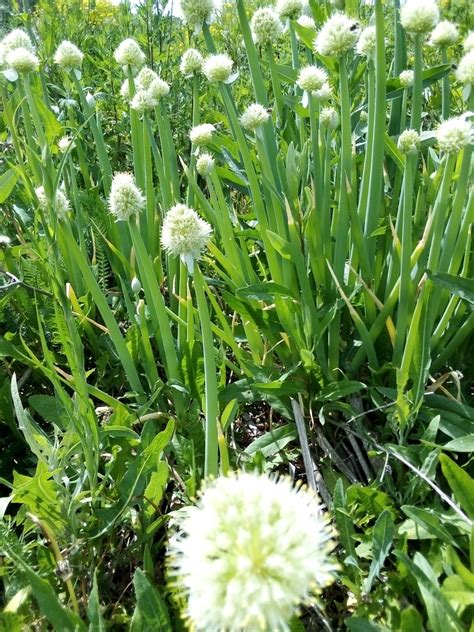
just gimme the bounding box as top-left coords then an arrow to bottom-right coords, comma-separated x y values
443,435 -> 474,452
87,572 -> 105,632
442,575 -> 474,608
346,618 -> 390,632
333,480 -> 359,573
236,282 -> 298,301
364,510 -> 394,593
400,607 -> 423,632
266,230 -> 293,260
439,454 -> 474,520
132,569 -> 172,631
244,424 -> 297,457
428,272 -> 474,309
143,462 -> 169,519
401,506 -> 460,548
0,169 -> 18,203
318,381 -> 366,402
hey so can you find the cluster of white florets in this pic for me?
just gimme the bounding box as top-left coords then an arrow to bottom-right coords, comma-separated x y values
168,472 -> 338,632
240,103 -> 270,132
0,29 -> 39,75
35,185 -> 70,218
180,48 -> 204,77
314,13 -> 359,57
180,0 -> 214,31
320,106 -> 339,130
398,129 -> 421,154
356,26 -> 376,57
196,153 -> 215,177
202,53 -> 236,83
399,69 -> 414,88
54,40 -> 83,71
161,203 -> 212,268
251,8 -> 283,47
189,123 -> 216,146
276,0 -> 303,21
297,65 -> 328,93
456,50 -> 474,86
464,32 -> 474,53
128,66 -> 170,112
108,173 -> 145,221
400,0 -> 439,35
114,38 -> 146,73
428,20 -> 459,47
436,115 -> 474,153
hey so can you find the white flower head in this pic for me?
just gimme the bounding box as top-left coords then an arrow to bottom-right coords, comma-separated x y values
398,129 -> 420,154
35,185 -> 70,218
276,0 -> 303,21
0,235 -> 12,248
400,0 -> 439,35
315,82 -> 333,101
180,0 -> 214,31
120,80 -> 130,101
436,115 -> 474,153
189,123 -> 215,146
161,203 -> 212,269
130,89 -> 155,114
202,53 -> 236,84
314,13 -> 359,57
297,65 -> 328,93
148,77 -> 170,101
1,29 -> 34,56
108,172 -> 145,221
456,50 -> 474,86
428,20 -> 459,47
464,31 -> 474,53
196,152 -> 215,177
251,8 -> 284,47
168,472 -> 338,632
5,47 -> 39,73
114,38 -> 146,73
320,106 -> 339,129
240,103 -> 270,132
297,15 -> 315,30
54,40 -> 83,70
356,25 -> 376,57
399,69 -> 414,87
136,66 -> 159,91
58,135 -> 75,153
180,48 -> 204,77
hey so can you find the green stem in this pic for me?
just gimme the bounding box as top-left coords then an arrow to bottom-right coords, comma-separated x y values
441,47 -> 450,120
410,35 -> 423,131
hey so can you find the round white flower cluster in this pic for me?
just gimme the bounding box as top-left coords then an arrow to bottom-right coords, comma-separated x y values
161,203 -> 212,267
314,13 -> 359,57
58,136 -> 75,153
0,30 -> 38,75
464,31 -> 474,53
181,0 -> 214,31
114,38 -> 146,73
202,53 -> 235,83
189,123 -> 216,146
297,65 -> 328,93
54,40 -> 83,71
168,472 -> 338,632
428,20 -> 459,47
240,103 -> 270,131
297,15 -> 315,30
108,173 -> 145,221
436,115 -> 473,153
399,69 -> 414,88
276,0 -> 303,21
356,25 -> 376,57
456,50 -> 474,86
128,67 -> 170,112
5,47 -> 39,73
398,129 -> 420,154
196,153 -> 215,177
320,106 -> 339,129
251,8 -> 283,47
35,185 -> 70,218
400,0 -> 439,35
180,48 -> 204,77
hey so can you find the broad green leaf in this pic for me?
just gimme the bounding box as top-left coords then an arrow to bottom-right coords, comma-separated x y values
132,568 -> 172,631
266,230 -> 293,260
401,506 -> 459,548
442,575 -> 474,608
443,435 -> 474,452
346,618 -> 390,632
333,480 -> 359,572
428,272 -> 474,309
244,424 -> 297,457
236,282 -> 298,301
439,454 -> 474,520
318,381 -> 366,402
12,461 -> 66,529
364,510 -> 394,593
11,375 -> 52,462
0,169 -> 18,203
143,462 -> 169,519
400,607 -> 423,632
87,572 -> 105,632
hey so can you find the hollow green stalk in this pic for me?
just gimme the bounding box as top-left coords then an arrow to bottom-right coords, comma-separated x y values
410,34 -> 423,131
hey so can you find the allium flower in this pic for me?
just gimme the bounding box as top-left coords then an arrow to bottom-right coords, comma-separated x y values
181,0 -> 214,31
251,8 -> 283,47
168,472 -> 338,632
436,115 -> 474,153
399,69 -> 414,87
136,67 -> 159,91
196,152 -> 215,176
297,15 -> 315,29
428,20 -> 459,47
320,106 -> 339,129
148,77 -> 170,101
120,79 -> 130,101
54,40 -> 83,70
1,29 -> 34,56
108,173 -> 145,221
398,129 -> 420,154
35,186 -> 70,218
189,123 -> 215,146
456,50 -> 474,86
180,48 -> 204,77
130,89 -> 155,113
356,25 -> 376,57
400,0 -> 439,35
202,53 -> 236,83
297,65 -> 328,93
314,13 -> 359,57
131,276 -> 142,293
240,103 -> 270,131
5,47 -> 39,73
161,203 -> 212,268
0,235 -> 12,248
464,32 -> 474,53
315,82 -> 332,101
276,0 -> 303,21
58,136 -> 75,153
114,38 -> 146,72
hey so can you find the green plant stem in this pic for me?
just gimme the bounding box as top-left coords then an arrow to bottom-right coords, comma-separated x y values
410,35 -> 423,131
142,112 -> 156,255
267,42 -> 284,124
193,264 -> 219,477
127,69 -> 145,191
441,47 -> 450,120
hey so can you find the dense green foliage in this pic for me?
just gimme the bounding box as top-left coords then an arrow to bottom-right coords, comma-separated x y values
0,0 -> 473,629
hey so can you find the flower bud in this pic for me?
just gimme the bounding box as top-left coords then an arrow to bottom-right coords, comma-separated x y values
131,276 -> 142,293
399,69 -> 414,87
35,185 -> 70,218
320,106 -> 339,130
398,129 -> 420,154
297,66 -> 328,93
